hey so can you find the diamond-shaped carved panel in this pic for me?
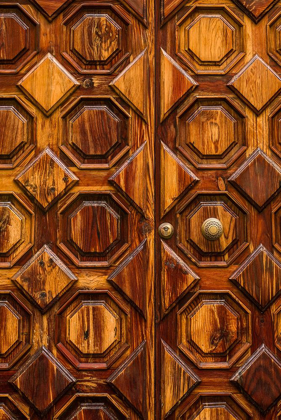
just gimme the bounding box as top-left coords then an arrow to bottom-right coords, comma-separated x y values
179,394 -> 252,419
53,394 -> 128,420
233,0 -> 278,22
15,148 -> 79,212
56,291 -> 129,370
60,96 -> 130,169
176,6 -> 244,74
230,244 -> 281,312
9,347 -> 75,415
160,340 -> 201,418
231,344 -> 281,413
229,148 -> 281,211
31,0 -> 71,20
178,291 -> 252,368
62,4 -> 130,74
228,55 -> 281,114
0,5 -> 39,74
18,53 -> 79,116
12,245 -> 77,313
0,395 -> 30,419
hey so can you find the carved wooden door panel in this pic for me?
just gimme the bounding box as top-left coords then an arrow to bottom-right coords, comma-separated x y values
0,1 -> 154,419
157,0 -> 281,419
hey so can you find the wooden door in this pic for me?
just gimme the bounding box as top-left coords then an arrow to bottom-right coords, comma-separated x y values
0,0 -> 154,419
157,0 -> 281,419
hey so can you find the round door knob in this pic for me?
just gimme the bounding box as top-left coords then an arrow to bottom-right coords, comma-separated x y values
158,223 -> 174,239
201,218 -> 223,241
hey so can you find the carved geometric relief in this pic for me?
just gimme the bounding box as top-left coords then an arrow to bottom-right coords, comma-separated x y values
62,4 -> 130,74
12,245 -> 77,313
110,50 -> 148,119
15,148 -> 79,212
56,290 -> 129,369
179,394 -> 252,419
231,344 -> 281,413
108,239 -> 148,317
30,0 -> 72,21
228,148 -> 281,211
108,341 -> 146,418
228,55 -> 281,114
177,192 -> 248,267
0,193 -> 34,268
160,241 -> 199,318
110,143 -> 147,214
161,340 -> 201,418
160,49 -> 197,121
273,304 -> 281,351
273,202 -> 281,254
121,0 -> 146,20
0,395 -> 30,419
233,0 -> 278,22
160,142 -> 199,216
178,291 -> 252,369
0,5 -> 39,74
58,192 -> 130,267
176,6 -> 244,74
177,96 -> 247,169
53,394 -> 128,420
230,244 -> 281,312
267,10 -> 281,68
0,97 -> 35,169
60,96 -> 130,169
269,101 -> 281,159
18,54 -> 79,116
0,292 -> 32,369
9,346 -> 76,416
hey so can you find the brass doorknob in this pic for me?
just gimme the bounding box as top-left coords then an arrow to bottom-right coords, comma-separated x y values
158,223 -> 174,239
201,218 -> 223,241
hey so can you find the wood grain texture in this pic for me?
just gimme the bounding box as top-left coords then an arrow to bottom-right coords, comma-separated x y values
108,239 -> 148,317
9,346 -> 76,415
176,5 -> 245,74
160,48 -> 197,121
61,96 -> 130,169
12,245 -> 77,313
0,4 -> 39,74
231,344 -> 281,413
177,291 -> 251,369
16,147 -> 79,211
160,142 -> 198,216
160,241 -> 199,317
108,341 -> 146,418
56,291 -> 129,370
228,55 -> 281,113
110,143 -> 147,214
230,244 -> 281,312
161,340 -> 201,418
232,0 -> 278,21
229,148 -> 281,211
31,0 -> 70,17
110,50 -> 148,118
18,53 -> 79,115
